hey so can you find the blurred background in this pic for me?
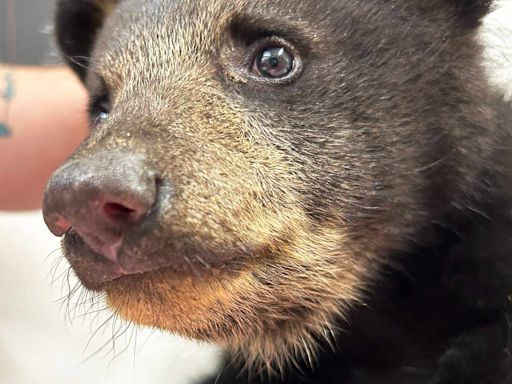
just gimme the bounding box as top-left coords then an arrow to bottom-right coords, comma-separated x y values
0,1 -> 56,64
0,0 -> 511,383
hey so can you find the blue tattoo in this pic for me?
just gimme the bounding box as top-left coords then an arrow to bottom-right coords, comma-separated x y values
3,73 -> 15,101
0,72 -> 14,138
0,122 -> 11,137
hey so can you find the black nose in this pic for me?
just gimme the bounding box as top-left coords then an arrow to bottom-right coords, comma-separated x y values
42,151 -> 157,262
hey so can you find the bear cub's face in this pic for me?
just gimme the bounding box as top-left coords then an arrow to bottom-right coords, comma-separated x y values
44,0 -> 496,371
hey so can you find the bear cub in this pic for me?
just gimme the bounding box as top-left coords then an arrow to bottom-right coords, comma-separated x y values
44,0 -> 512,383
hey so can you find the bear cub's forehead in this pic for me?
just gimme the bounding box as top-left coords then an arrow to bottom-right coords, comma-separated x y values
92,0 -> 449,85
98,0 -> 331,50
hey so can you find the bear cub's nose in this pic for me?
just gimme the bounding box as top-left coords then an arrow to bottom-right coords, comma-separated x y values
42,151 -> 157,263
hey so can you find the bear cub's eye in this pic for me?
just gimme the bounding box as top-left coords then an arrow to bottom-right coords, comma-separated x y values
253,46 -> 294,78
244,36 -> 302,83
89,94 -> 111,126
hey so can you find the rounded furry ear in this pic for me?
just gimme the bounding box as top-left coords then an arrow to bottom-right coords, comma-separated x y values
452,0 -> 494,26
55,0 -> 118,81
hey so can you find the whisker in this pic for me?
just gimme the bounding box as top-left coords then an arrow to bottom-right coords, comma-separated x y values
107,321 -> 134,369
62,54 -> 97,70
184,255 -> 203,279
194,254 -> 212,269
43,247 -> 63,264
83,311 -> 118,355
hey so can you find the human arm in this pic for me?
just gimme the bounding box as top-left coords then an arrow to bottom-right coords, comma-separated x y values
0,65 -> 89,210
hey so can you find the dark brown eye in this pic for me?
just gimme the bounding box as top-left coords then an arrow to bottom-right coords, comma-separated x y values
90,96 -> 111,126
253,46 -> 294,78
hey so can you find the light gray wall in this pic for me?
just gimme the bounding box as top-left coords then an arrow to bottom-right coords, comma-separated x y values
0,0 -> 57,64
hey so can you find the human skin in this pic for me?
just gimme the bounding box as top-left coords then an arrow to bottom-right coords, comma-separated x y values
0,65 -> 89,210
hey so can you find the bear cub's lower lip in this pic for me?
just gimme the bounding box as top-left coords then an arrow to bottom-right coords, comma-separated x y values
62,230 -> 223,289
63,231 -> 129,288
62,231 -> 180,289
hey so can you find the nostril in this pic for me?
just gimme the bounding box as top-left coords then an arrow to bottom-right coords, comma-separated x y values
103,202 -> 137,221
51,216 -> 73,236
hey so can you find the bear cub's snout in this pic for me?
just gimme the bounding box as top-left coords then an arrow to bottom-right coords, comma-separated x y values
43,151 -> 162,281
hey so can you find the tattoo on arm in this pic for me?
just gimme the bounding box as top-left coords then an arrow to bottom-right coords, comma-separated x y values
0,72 -> 15,138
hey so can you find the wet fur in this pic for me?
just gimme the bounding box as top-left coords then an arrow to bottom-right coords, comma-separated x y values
53,0 -> 512,383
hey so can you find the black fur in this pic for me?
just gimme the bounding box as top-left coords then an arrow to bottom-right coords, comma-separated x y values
55,0 -> 115,80
454,0 -> 494,22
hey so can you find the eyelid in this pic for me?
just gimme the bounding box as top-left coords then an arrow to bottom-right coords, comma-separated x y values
87,74 -> 111,116
230,14 -> 322,56
88,93 -> 111,117
231,18 -> 310,49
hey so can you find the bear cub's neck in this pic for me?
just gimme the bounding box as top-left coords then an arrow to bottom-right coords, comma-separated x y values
332,98 -> 512,384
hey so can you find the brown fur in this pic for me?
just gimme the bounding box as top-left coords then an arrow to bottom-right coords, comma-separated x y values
105,225 -> 374,374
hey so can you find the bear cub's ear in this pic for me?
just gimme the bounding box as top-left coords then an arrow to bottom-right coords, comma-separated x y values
451,0 -> 494,26
55,0 -> 118,81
